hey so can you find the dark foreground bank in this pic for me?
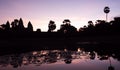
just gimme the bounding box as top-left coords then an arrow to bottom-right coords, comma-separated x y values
0,32 -> 120,55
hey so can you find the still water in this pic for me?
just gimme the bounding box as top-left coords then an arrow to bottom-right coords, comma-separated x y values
0,47 -> 120,70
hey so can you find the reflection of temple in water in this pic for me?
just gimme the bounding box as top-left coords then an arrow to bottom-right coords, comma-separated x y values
0,47 -> 120,69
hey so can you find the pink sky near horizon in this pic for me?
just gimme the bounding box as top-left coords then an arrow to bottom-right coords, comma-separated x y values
0,0 -> 120,31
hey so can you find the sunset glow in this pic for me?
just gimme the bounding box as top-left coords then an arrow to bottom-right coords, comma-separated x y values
0,0 -> 120,31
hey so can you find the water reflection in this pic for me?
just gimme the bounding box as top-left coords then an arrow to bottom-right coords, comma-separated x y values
108,57 -> 115,70
0,47 -> 120,70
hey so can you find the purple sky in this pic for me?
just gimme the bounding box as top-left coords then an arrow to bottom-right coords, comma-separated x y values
0,0 -> 120,31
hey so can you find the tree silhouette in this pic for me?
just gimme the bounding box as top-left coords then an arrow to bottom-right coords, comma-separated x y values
58,19 -> 77,33
1,24 -> 6,30
87,21 -> 95,33
27,21 -> 33,32
0,21 -> 10,32
95,20 -> 111,33
63,19 -> 71,25
79,25 -> 87,32
88,21 -> 94,26
1,16 -> 120,37
110,17 -> 120,33
48,20 -> 56,32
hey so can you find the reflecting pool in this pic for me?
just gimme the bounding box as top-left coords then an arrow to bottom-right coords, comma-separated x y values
0,47 -> 120,70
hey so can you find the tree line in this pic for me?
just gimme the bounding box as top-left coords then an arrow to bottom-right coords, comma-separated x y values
0,18 -> 33,33
0,17 -> 120,35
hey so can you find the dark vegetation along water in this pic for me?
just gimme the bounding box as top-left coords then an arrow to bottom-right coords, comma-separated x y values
0,15 -> 120,70
0,17 -> 120,52
0,46 -> 120,70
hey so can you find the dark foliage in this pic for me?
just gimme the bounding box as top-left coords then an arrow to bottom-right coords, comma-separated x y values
57,19 -> 77,33
48,20 -> 56,32
0,17 -> 120,37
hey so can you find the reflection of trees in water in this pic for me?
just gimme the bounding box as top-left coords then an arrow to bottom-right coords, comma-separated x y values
0,55 -> 10,67
108,57 -> 115,70
44,52 -> 57,63
0,47 -> 120,68
10,54 -> 23,68
89,51 -> 96,60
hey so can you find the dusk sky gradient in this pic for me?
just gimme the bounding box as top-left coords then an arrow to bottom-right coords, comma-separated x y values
0,0 -> 120,31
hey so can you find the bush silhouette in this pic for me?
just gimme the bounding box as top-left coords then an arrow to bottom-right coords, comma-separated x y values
48,20 -> 56,32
